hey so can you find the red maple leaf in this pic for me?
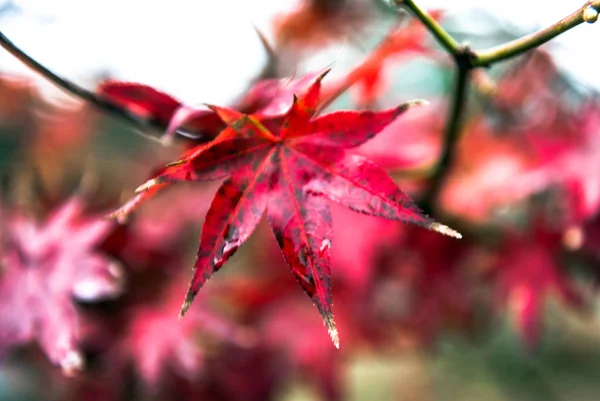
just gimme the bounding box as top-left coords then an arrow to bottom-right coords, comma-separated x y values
113,69 -> 461,347
0,198 -> 123,374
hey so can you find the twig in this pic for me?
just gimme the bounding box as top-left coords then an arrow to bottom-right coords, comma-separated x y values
474,0 -> 600,67
0,25 -> 284,144
420,61 -> 471,214
393,0 -> 461,55
395,0 -> 599,214
395,0 -> 600,68
0,31 -> 168,139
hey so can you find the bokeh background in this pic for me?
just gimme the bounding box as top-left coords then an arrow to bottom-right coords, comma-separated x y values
1,1 -> 600,400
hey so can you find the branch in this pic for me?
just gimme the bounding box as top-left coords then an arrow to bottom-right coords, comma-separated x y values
474,1 -> 600,67
394,0 -> 599,215
0,31 -> 167,140
420,62 -> 471,214
394,0 -> 599,67
393,0 -> 461,56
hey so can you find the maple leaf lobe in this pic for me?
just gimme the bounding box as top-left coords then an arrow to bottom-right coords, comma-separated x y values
266,151 -> 337,346
179,150 -> 278,319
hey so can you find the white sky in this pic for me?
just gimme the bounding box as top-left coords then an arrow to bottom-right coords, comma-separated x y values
0,0 -> 598,105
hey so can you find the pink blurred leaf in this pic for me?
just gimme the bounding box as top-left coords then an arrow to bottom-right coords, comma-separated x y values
494,228 -> 586,348
0,198 -> 123,374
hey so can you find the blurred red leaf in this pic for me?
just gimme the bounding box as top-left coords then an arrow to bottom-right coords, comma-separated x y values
97,81 -> 224,141
273,0 -> 370,50
349,11 -> 443,108
120,276 -> 251,387
97,82 -> 181,127
538,102 -> 600,223
440,51 -> 600,226
113,70 -> 460,347
261,297 -> 346,400
330,203 -> 401,294
494,227 -> 585,349
0,198 -> 123,374
353,225 -> 478,345
439,118 -> 546,223
102,183 -> 217,269
97,70 -> 332,145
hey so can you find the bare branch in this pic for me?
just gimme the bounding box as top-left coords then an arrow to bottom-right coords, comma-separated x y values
0,31 -> 168,141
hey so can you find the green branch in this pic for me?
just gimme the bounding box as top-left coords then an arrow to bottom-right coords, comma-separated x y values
394,0 -> 461,55
420,64 -> 471,214
394,0 -> 599,214
474,1 -> 600,66
395,0 -> 600,67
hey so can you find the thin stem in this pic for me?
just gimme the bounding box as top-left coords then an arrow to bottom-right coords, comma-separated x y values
0,31 -> 167,138
420,64 -> 470,214
474,0 -> 600,67
393,0 -> 461,55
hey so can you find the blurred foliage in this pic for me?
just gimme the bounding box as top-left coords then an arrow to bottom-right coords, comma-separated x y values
1,1 -> 600,401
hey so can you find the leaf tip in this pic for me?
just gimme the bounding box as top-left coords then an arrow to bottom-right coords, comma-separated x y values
159,133 -> 174,147
331,329 -> 340,349
135,178 -> 158,193
317,68 -> 332,82
105,209 -> 128,224
179,289 -> 196,319
323,312 -> 340,348
179,302 -> 191,320
429,222 -> 462,239
165,159 -> 186,167
410,98 -> 430,107
60,350 -> 85,377
396,99 -> 429,115
105,210 -> 118,220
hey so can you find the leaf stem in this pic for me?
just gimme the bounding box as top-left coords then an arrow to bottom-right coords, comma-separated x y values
473,0 -> 600,67
0,31 -> 168,138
